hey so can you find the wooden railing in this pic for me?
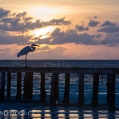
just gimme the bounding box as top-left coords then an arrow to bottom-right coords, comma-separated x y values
0,67 -> 119,110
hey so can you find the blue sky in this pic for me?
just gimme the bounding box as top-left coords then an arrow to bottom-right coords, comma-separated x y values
0,0 -> 119,59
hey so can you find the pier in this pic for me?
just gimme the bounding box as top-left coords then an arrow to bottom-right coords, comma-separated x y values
0,67 -> 118,110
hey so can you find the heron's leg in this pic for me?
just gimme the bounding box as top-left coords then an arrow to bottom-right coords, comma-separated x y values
25,54 -> 27,67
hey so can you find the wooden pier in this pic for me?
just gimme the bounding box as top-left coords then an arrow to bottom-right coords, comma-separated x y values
0,67 -> 118,110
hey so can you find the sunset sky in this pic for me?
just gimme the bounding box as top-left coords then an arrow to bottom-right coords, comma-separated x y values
0,0 -> 119,59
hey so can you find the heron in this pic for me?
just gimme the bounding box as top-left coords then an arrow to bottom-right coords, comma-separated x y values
17,44 -> 39,67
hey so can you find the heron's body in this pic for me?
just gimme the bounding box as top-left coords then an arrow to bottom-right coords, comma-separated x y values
17,46 -> 35,57
17,44 -> 38,67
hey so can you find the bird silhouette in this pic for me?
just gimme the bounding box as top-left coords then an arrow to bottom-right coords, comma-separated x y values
17,44 -> 39,67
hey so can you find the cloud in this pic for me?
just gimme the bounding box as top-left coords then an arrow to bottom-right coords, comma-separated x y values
98,26 -> 119,33
88,20 -> 100,27
48,17 -> 71,25
0,34 -> 32,44
103,37 -> 119,45
75,25 -> 89,31
95,34 -> 102,38
0,8 -> 71,32
101,20 -> 116,27
100,33 -> 119,46
87,15 -> 98,19
0,8 -> 10,18
93,15 -> 98,19
33,28 -> 98,45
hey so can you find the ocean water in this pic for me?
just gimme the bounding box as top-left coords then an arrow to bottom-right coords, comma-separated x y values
0,60 -> 119,105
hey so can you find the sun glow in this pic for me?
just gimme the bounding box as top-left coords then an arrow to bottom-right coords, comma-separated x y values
31,26 -> 55,38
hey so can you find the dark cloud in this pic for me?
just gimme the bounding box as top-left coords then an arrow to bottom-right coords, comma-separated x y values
33,28 -> 98,45
114,33 -> 119,37
0,8 -> 71,32
87,15 -> 98,19
104,38 -> 119,44
101,20 -> 116,27
101,33 -> 119,46
88,20 -> 100,27
0,30 -> 8,35
98,26 -> 119,33
95,34 -> 102,38
0,8 -> 10,18
48,17 -> 71,25
0,34 -> 32,44
93,15 -> 98,19
75,25 -> 89,31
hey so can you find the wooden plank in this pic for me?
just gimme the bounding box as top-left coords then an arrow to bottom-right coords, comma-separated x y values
40,73 -> 46,101
16,72 -> 21,99
49,73 -> 59,105
108,74 -> 115,110
7,72 -> 11,99
63,73 -> 70,103
78,73 -> 84,107
0,72 -> 5,100
91,74 -> 99,107
24,72 -> 33,102
0,67 -> 119,74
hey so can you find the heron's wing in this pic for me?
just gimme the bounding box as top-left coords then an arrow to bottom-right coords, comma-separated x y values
17,46 -> 31,57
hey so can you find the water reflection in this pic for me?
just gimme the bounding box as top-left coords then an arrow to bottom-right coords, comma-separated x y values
0,109 -> 118,119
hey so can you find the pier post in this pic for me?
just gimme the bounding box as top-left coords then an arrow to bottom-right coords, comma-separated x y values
108,74 -> 115,110
40,73 -> 46,101
24,72 -> 33,102
56,73 -> 59,100
16,72 -> 21,99
0,72 -> 5,100
107,75 -> 109,103
7,72 -> 11,99
49,73 -> 59,105
63,73 -> 70,103
78,73 -> 84,107
92,73 -> 99,107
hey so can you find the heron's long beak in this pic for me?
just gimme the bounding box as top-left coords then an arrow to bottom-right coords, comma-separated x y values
35,44 -> 40,47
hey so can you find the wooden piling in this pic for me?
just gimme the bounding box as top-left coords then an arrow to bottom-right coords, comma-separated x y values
108,74 -> 115,110
49,73 -> 59,105
78,73 -> 84,107
63,73 -> 70,103
16,72 -> 21,99
107,75 -> 109,103
24,72 -> 33,102
55,73 -> 59,100
0,72 -> 5,100
40,73 -> 46,101
7,72 -> 11,99
92,73 -> 99,107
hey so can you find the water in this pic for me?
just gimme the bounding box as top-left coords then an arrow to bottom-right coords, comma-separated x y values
0,60 -> 119,118
1,60 -> 119,67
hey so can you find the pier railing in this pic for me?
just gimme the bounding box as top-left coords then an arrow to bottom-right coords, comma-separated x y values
0,67 -> 119,110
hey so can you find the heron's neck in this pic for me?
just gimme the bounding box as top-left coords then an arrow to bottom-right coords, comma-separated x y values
31,46 -> 35,51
